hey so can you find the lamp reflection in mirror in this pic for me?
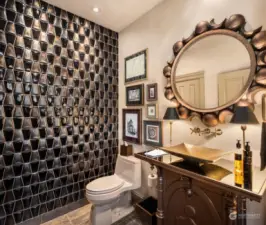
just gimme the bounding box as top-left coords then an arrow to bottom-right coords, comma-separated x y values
163,107 -> 179,146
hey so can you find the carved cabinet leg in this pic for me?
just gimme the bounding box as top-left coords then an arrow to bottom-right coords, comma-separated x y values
225,194 -> 237,225
156,167 -> 164,225
237,196 -> 247,225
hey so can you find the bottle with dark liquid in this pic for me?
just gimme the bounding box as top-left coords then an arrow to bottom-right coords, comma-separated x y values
234,140 -> 243,187
244,142 -> 253,190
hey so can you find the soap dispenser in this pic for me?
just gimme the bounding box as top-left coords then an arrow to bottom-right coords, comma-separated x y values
234,140 -> 243,187
243,142 -> 252,190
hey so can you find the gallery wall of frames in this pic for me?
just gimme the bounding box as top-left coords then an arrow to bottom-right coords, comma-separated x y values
123,49 -> 162,147
0,0 -> 119,224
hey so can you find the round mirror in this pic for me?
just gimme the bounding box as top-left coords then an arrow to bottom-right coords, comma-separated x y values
172,31 -> 255,112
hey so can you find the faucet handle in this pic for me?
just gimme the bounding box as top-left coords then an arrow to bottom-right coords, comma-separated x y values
204,128 -> 211,134
216,129 -> 223,136
190,127 -> 198,134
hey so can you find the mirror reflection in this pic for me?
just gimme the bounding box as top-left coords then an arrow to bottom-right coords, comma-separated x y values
174,34 -> 251,110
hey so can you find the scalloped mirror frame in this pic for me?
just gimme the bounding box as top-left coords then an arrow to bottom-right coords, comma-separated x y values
163,14 -> 266,127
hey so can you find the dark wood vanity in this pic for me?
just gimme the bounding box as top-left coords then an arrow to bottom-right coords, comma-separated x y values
135,146 -> 266,225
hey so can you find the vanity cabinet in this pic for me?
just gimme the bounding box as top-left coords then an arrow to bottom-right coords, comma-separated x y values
163,169 -> 226,225
135,149 -> 266,225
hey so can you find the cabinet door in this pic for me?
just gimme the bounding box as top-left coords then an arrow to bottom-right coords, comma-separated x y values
163,175 -> 223,225
218,68 -> 249,106
175,72 -> 205,108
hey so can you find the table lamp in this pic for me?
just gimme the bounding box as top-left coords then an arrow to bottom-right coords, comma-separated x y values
230,105 -> 259,190
230,105 -> 259,148
163,107 -> 179,146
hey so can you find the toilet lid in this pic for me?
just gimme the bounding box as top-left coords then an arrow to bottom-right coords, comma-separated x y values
86,175 -> 124,195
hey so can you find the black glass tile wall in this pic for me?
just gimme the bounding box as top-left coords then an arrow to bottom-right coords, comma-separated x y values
0,0 -> 119,224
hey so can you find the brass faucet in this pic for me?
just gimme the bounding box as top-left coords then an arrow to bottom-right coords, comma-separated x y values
190,127 -> 223,137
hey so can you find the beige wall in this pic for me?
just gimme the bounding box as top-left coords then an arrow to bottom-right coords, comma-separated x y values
119,0 -> 266,224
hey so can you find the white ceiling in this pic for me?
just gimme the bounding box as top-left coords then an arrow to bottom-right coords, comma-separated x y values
44,0 -> 164,32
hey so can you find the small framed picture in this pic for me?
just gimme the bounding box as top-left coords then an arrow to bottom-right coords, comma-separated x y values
126,84 -> 144,106
123,109 -> 142,144
125,49 -> 147,84
144,120 -> 163,147
147,83 -> 157,101
147,103 -> 158,119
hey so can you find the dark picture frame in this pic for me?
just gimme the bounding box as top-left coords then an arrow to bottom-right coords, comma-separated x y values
126,84 -> 144,106
144,120 -> 163,147
125,49 -> 147,83
123,109 -> 142,144
147,83 -> 158,101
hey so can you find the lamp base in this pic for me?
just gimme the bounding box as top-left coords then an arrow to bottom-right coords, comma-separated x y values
241,125 -> 247,149
261,122 -> 266,171
169,121 -> 173,147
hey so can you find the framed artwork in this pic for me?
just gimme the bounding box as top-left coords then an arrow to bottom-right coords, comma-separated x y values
147,103 -> 158,119
144,120 -> 163,147
126,84 -> 144,106
147,83 -> 158,101
123,109 -> 142,144
125,49 -> 147,83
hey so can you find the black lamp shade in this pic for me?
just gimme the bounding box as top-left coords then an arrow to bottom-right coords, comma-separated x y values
163,107 -> 179,120
230,106 -> 259,125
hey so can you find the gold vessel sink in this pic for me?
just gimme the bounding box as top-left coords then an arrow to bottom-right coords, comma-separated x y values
161,143 -> 233,164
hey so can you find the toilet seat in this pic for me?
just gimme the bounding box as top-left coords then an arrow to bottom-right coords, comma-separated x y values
86,175 -> 124,195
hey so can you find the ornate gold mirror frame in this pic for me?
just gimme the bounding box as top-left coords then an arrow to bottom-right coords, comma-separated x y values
163,14 -> 266,127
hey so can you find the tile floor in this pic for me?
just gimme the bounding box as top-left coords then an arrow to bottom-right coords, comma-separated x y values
20,196 -> 146,225
42,204 -> 92,225
112,212 -> 145,225
40,204 -> 145,225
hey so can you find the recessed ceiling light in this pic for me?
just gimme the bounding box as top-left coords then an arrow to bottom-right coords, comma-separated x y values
93,7 -> 100,13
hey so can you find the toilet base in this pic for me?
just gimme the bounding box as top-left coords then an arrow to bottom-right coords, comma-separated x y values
90,191 -> 133,225
91,204 -> 112,225
112,205 -> 134,224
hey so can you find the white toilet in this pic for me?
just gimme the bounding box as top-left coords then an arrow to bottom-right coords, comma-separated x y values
86,155 -> 141,225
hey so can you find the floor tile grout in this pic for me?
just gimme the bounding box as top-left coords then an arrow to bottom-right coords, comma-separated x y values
38,203 -> 143,225
67,215 -> 73,225
65,215 -> 72,225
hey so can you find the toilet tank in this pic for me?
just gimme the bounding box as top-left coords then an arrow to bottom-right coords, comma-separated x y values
115,155 -> 141,189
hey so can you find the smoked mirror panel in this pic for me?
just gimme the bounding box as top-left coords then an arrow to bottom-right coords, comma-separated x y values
173,34 -> 251,110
